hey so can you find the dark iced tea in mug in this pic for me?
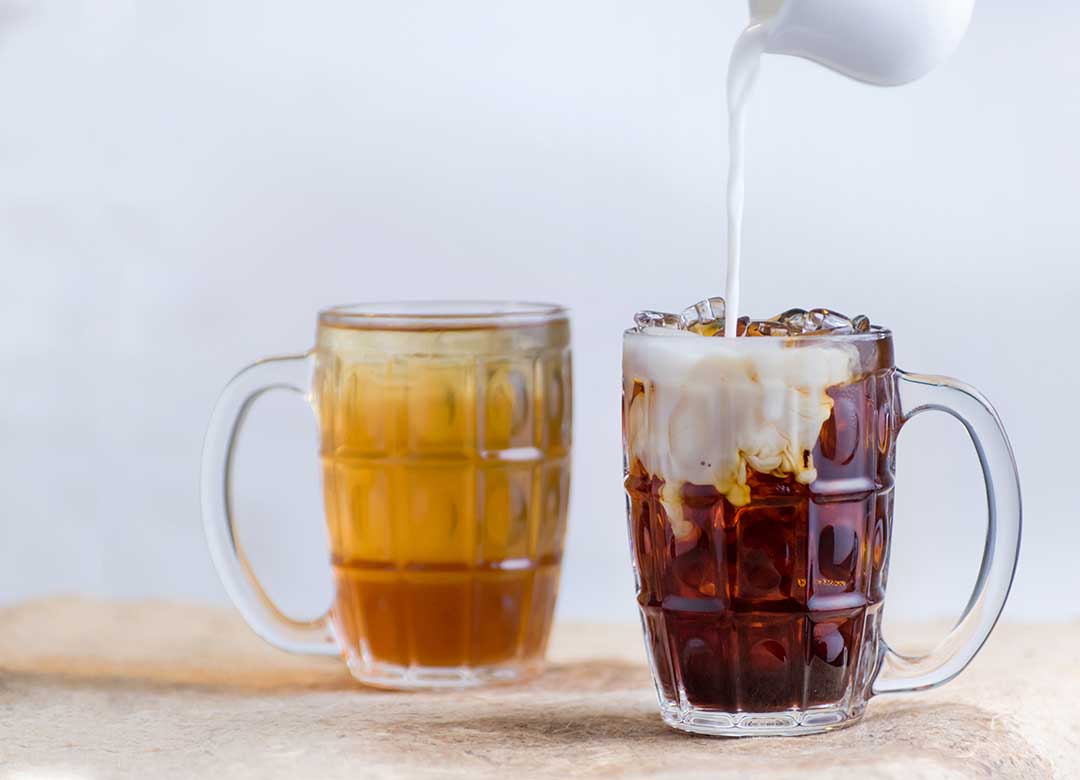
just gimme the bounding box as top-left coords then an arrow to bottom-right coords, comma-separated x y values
624,304 -> 896,727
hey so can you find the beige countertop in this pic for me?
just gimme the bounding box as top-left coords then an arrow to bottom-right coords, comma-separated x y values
0,599 -> 1076,779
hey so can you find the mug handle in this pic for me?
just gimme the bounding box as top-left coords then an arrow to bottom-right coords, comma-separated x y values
200,353 -> 338,656
873,371 -> 1022,695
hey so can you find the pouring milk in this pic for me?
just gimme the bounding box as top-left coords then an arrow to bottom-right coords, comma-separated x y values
724,0 -> 976,337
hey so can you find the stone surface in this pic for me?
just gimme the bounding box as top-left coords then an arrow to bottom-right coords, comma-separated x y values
0,599 -> 1076,779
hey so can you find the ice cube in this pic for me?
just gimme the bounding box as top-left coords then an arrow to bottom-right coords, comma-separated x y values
680,297 -> 726,336
638,301 -> 873,338
634,310 -> 683,331
807,308 -> 854,333
745,320 -> 791,337
774,308 -> 811,333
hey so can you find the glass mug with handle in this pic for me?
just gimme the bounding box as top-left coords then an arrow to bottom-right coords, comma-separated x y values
623,317 -> 1020,736
202,301 -> 572,689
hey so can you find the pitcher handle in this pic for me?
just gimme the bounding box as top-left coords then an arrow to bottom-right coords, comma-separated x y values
200,352 -> 337,656
872,371 -> 1022,694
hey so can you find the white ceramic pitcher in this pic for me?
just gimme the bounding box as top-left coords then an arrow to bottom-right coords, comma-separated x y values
749,0 -> 975,85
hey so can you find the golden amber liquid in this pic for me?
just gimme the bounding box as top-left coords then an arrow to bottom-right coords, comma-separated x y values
315,319 -> 571,678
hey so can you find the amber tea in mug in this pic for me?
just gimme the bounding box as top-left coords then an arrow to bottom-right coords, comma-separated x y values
203,302 -> 572,689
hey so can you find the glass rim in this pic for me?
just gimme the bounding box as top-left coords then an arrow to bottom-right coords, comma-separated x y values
623,325 -> 893,344
319,300 -> 569,329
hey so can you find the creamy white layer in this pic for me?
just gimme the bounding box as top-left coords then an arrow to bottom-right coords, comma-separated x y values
624,328 -> 859,537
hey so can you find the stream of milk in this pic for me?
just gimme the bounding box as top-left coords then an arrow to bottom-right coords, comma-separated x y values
723,24 -> 768,338
722,0 -> 973,337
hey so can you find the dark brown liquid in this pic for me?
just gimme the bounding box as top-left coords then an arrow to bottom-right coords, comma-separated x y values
626,371 -> 896,713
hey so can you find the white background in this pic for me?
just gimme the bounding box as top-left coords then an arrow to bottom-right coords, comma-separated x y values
2,0 -> 1077,627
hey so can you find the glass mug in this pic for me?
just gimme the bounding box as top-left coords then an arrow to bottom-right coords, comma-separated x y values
202,302 -> 572,689
622,326 -> 1021,736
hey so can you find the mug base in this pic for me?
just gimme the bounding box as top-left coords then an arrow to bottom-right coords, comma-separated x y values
659,700 -> 866,737
344,654 -> 546,691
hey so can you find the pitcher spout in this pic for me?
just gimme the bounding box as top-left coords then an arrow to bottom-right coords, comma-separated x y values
746,0 -> 976,87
